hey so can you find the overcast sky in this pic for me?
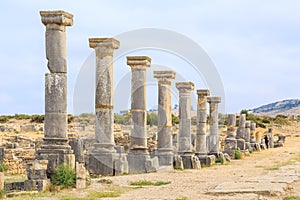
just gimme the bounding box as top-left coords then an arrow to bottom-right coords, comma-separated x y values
1,0 -> 299,115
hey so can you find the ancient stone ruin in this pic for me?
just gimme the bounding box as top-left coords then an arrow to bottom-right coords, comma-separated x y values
0,9 -> 286,195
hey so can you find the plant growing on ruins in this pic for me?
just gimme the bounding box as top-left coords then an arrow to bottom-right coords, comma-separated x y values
51,165 -> 76,188
234,149 -> 242,159
0,161 -> 8,172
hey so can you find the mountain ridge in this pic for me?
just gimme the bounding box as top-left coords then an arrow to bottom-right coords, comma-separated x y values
250,99 -> 300,117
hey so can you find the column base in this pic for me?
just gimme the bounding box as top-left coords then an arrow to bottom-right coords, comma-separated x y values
224,138 -> 237,158
37,150 -> 75,178
157,148 -> 173,167
237,139 -> 246,150
196,154 -> 216,166
127,150 -> 158,173
86,152 -> 118,176
245,142 -> 251,150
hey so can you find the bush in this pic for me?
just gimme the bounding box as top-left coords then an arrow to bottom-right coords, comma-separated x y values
51,165 -> 76,188
234,149 -> 242,159
0,161 -> 8,172
30,115 -> 44,123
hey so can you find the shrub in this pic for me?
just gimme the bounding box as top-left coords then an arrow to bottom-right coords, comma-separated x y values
234,149 -> 242,159
51,165 -> 76,188
30,115 -> 44,123
0,161 -> 8,172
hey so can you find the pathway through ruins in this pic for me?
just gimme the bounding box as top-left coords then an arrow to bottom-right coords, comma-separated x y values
101,135 -> 300,200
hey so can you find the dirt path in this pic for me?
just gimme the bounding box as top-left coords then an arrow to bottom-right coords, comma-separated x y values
101,135 -> 300,200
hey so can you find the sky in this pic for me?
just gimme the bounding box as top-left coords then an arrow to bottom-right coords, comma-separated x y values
0,0 -> 300,115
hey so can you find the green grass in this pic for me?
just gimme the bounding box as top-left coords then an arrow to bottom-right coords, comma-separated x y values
284,196 -> 300,200
51,165 -> 76,188
60,191 -> 121,200
130,179 -> 171,187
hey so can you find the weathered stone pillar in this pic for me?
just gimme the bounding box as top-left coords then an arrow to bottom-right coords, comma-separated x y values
37,10 -> 74,176
268,128 -> 274,148
207,97 -> 221,155
86,38 -> 121,175
195,89 -> 210,155
154,70 -> 176,167
236,114 -> 246,150
89,38 -> 119,151
236,114 -> 246,139
250,122 -> 256,143
224,114 -> 237,158
245,121 -> 251,150
175,82 -> 195,169
127,56 -> 158,173
176,82 -> 194,154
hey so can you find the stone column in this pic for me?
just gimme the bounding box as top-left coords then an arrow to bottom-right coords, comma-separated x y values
89,38 -> 119,152
127,56 -> 158,173
268,128 -> 274,148
176,82 -> 195,169
176,82 -> 194,154
224,114 -> 237,158
86,38 -> 126,175
207,97 -> 221,155
154,70 -> 176,167
250,122 -> 256,143
38,10 -> 74,176
195,89 -> 210,155
236,114 -> 246,150
245,121 -> 251,150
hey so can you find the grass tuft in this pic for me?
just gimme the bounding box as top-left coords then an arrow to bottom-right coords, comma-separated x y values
130,179 -> 171,187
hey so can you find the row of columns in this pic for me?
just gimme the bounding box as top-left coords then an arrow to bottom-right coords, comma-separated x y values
39,10 -> 223,175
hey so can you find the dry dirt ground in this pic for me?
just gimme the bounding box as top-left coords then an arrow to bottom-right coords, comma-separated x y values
8,122 -> 300,200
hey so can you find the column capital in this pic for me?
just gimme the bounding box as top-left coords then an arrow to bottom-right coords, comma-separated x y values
89,38 -> 120,49
127,56 -> 151,69
176,82 -> 194,92
207,96 -> 221,104
40,10 -> 73,26
197,89 -> 210,97
153,70 -> 176,84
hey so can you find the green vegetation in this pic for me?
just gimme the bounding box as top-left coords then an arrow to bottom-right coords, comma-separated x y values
114,113 -> 131,125
234,149 -> 242,159
235,110 -> 291,128
147,113 -> 158,126
130,179 -> 171,187
284,196 -> 300,200
0,114 -> 74,124
0,161 -> 8,172
0,189 -> 6,198
172,114 -> 179,125
215,157 -> 224,164
50,165 -> 76,188
176,197 -> 188,200
60,191 -> 121,200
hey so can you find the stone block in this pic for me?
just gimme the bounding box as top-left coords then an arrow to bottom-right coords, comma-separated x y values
237,139 -> 245,150
145,156 -> 159,173
37,152 -> 75,177
114,154 -> 128,175
127,151 -> 157,173
245,142 -> 251,150
69,138 -> 84,163
157,150 -> 173,167
76,162 -> 86,189
87,152 -> 117,175
191,155 -> 201,169
24,179 -> 50,192
181,154 -> 193,169
174,155 -> 184,170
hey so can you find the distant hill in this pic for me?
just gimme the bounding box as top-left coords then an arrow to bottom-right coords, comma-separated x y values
250,99 -> 300,117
